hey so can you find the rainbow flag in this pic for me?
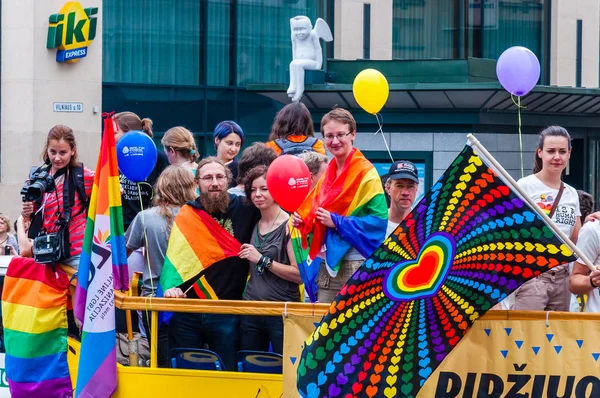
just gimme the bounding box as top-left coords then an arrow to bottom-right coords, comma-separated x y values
295,148 -> 388,277
74,115 -> 128,397
1,257 -> 72,397
290,221 -> 321,303
159,205 -> 242,294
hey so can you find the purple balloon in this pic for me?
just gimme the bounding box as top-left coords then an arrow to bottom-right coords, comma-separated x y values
496,46 -> 540,96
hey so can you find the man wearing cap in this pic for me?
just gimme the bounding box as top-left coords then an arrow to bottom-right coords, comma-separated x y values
385,160 -> 419,236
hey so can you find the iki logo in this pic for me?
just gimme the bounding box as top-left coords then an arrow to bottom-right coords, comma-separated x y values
47,2 -> 97,63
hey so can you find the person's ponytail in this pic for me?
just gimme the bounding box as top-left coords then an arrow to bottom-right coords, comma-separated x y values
141,118 -> 154,138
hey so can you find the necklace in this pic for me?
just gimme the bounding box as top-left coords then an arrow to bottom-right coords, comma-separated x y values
0,236 -> 8,246
256,208 -> 282,251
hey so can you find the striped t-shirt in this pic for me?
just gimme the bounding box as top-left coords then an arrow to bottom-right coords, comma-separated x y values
40,166 -> 94,257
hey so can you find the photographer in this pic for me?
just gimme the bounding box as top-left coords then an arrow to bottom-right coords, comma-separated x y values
21,125 -> 94,269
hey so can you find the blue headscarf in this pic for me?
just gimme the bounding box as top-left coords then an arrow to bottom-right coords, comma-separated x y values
212,120 -> 245,149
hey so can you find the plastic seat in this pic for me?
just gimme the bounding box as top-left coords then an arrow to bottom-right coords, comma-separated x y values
237,350 -> 283,374
170,348 -> 226,371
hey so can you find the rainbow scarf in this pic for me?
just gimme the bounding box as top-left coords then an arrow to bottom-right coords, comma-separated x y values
74,115 -> 129,398
159,205 -> 242,295
295,148 -> 387,277
1,257 -> 71,398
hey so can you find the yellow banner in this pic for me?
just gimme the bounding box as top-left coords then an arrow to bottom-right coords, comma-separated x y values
283,313 -> 323,398
420,317 -> 600,397
284,312 -> 600,397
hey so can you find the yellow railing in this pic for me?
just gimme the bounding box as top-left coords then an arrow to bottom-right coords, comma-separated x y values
112,291 -> 600,369
114,291 -> 331,368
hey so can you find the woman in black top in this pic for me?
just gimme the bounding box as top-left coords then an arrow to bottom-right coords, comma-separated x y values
238,165 -> 302,354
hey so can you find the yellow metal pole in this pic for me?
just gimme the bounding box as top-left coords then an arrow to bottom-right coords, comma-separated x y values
150,310 -> 159,368
125,291 -> 138,367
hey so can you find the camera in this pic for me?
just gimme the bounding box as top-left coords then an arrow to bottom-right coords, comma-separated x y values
20,168 -> 56,202
4,246 -> 10,256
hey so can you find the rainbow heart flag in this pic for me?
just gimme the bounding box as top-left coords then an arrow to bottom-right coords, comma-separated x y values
2,257 -> 72,398
74,114 -> 129,398
297,137 -> 577,398
159,205 -> 242,294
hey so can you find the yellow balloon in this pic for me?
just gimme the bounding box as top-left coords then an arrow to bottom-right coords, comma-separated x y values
352,69 -> 389,114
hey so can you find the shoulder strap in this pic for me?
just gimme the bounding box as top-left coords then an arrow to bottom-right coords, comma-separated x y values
74,163 -> 87,202
548,182 -> 565,219
72,164 -> 89,211
63,168 -> 73,222
61,167 -> 73,258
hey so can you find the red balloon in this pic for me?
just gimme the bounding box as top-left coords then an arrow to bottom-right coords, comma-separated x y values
266,155 -> 311,212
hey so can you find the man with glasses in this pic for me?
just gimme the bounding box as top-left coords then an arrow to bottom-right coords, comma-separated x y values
165,156 -> 259,370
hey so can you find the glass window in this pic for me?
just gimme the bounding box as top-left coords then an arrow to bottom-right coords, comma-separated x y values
208,0 -> 231,86
480,0 -> 543,61
393,0 -> 457,60
103,0 -> 201,85
393,0 -> 544,63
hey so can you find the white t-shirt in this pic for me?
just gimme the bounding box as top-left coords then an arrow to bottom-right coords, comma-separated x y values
386,221 -> 400,237
517,174 -> 581,238
500,174 -> 581,310
573,221 -> 600,312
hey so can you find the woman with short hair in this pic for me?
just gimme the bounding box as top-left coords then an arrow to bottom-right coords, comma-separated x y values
292,108 -> 387,303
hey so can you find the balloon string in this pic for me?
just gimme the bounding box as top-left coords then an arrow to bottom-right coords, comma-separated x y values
136,182 -> 154,334
511,94 -> 525,178
137,181 -> 155,201
374,113 -> 394,163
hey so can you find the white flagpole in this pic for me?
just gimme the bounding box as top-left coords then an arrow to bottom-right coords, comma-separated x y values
467,133 -> 595,272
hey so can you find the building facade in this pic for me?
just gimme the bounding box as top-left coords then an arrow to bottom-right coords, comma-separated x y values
1,0 -> 600,219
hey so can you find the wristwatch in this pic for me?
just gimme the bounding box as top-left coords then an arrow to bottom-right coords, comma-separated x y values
265,257 -> 273,271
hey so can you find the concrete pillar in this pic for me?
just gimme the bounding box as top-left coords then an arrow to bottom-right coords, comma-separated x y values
1,0 -> 102,220
551,0 -> 600,87
334,0 -> 393,60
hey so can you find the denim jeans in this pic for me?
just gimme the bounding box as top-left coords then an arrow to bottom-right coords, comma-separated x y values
168,312 -> 239,371
240,315 -> 284,355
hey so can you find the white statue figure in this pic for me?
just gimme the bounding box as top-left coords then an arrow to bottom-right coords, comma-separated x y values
287,16 -> 333,102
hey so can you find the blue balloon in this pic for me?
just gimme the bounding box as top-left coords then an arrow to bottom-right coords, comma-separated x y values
116,131 -> 158,182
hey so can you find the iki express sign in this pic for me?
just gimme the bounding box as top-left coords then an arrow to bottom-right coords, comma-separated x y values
47,2 -> 97,63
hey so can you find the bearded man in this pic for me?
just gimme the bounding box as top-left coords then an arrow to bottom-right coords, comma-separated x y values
165,157 -> 259,370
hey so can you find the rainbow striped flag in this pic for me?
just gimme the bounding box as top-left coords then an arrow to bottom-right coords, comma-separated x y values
1,257 -> 72,397
74,115 -> 128,397
295,148 -> 388,277
290,221 -> 321,303
159,205 -> 242,294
